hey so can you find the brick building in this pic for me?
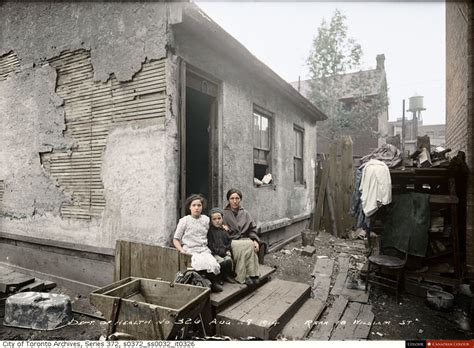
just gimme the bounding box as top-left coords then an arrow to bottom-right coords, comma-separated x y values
446,1 -> 473,273
292,55 -> 389,157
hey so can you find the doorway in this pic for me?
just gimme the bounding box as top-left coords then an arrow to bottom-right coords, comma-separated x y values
180,68 -> 219,215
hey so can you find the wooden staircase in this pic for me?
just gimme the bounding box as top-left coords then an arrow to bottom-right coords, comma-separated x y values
113,240 -> 329,340
209,267 -> 325,340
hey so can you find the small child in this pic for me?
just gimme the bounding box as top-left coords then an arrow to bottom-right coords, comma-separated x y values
207,207 -> 235,284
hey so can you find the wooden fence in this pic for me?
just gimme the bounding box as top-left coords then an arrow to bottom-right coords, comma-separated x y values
312,136 -> 354,238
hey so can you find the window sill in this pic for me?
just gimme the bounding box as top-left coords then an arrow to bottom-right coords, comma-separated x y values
254,183 -> 276,190
294,182 -> 306,189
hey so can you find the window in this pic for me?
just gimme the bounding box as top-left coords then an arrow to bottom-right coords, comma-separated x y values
253,107 -> 272,182
294,126 -> 304,184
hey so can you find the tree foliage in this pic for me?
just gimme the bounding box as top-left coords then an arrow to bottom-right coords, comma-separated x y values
307,9 -> 388,141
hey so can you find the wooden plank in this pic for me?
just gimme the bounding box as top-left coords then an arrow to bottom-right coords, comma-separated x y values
430,195 -> 459,204
17,279 -> 46,292
313,157 -> 329,232
340,285 -> 370,304
335,140 -> 345,237
327,144 -> 338,237
210,264 -> 276,309
331,257 -> 350,296
0,266 -> 36,293
114,240 -> 131,282
311,258 -> 334,303
341,136 -> 354,232
217,279 -> 310,340
280,299 -> 325,340
330,303 -> 374,340
309,296 -> 348,340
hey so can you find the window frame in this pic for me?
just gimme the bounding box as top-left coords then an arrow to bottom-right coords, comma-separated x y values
293,124 -> 304,185
253,105 -> 273,185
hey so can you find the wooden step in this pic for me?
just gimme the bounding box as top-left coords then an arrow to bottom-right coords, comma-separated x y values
210,264 -> 275,312
279,298 -> 326,340
216,278 -> 311,340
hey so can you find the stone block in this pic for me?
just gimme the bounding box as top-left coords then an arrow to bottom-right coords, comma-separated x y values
301,245 -> 316,257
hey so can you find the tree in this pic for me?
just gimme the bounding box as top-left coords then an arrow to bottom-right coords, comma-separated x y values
307,9 -> 388,141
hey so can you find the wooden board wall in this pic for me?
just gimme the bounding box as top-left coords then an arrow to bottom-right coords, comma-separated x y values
114,240 -> 192,282
39,50 -> 167,220
0,51 -> 20,81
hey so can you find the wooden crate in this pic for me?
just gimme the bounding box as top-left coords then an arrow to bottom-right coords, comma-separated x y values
90,277 -> 210,340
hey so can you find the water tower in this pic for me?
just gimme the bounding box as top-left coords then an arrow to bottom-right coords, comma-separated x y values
407,95 -> 426,140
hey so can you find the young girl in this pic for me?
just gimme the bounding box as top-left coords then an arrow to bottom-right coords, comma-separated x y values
207,207 -> 235,284
173,194 -> 222,292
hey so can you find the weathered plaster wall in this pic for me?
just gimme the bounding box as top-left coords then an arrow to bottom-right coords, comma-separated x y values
100,122 -> 179,247
172,24 -> 318,225
0,2 -> 182,250
0,2 -> 170,82
0,65 -> 71,218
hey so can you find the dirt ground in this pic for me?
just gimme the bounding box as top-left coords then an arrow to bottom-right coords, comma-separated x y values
1,231 -> 473,341
266,231 -> 474,341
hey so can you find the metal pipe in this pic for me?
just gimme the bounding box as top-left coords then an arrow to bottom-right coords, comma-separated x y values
402,99 -> 406,157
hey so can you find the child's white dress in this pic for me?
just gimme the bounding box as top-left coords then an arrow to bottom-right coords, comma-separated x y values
174,215 -> 220,274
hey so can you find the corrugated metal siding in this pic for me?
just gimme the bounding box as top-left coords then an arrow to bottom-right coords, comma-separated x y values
0,51 -> 20,81
41,50 -> 167,220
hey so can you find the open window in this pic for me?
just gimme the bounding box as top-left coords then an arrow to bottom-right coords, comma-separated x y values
253,106 -> 272,184
294,125 -> 304,185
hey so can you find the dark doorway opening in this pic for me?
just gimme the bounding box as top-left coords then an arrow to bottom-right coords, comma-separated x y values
185,87 -> 215,213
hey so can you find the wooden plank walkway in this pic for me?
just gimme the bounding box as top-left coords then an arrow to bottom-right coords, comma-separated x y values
330,303 -> 374,340
309,296 -> 348,340
311,258 -> 334,303
330,257 -> 349,296
216,279 -> 310,340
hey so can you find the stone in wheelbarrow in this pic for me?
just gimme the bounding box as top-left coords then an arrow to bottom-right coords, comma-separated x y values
3,292 -> 73,330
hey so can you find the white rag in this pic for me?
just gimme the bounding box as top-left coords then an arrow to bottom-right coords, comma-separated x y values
359,159 -> 392,217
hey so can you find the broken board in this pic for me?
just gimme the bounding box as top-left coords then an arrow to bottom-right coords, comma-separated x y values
216,279 -> 310,340
330,257 -> 350,296
330,302 -> 374,340
279,298 -> 325,340
312,258 -> 334,303
309,296 -> 348,341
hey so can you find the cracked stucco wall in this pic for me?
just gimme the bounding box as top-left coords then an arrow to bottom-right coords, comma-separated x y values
0,2 -> 173,82
100,122 -> 178,247
0,65 -> 71,218
0,2 -> 184,248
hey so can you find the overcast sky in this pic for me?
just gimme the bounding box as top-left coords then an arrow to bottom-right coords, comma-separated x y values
196,1 -> 446,125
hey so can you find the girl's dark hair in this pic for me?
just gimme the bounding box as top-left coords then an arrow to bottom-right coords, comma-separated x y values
185,194 -> 206,215
226,188 -> 242,201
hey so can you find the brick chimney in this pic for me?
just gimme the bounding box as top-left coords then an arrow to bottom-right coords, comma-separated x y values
376,54 -> 385,70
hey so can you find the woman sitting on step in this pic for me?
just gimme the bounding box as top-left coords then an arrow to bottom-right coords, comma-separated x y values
222,188 -> 260,285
